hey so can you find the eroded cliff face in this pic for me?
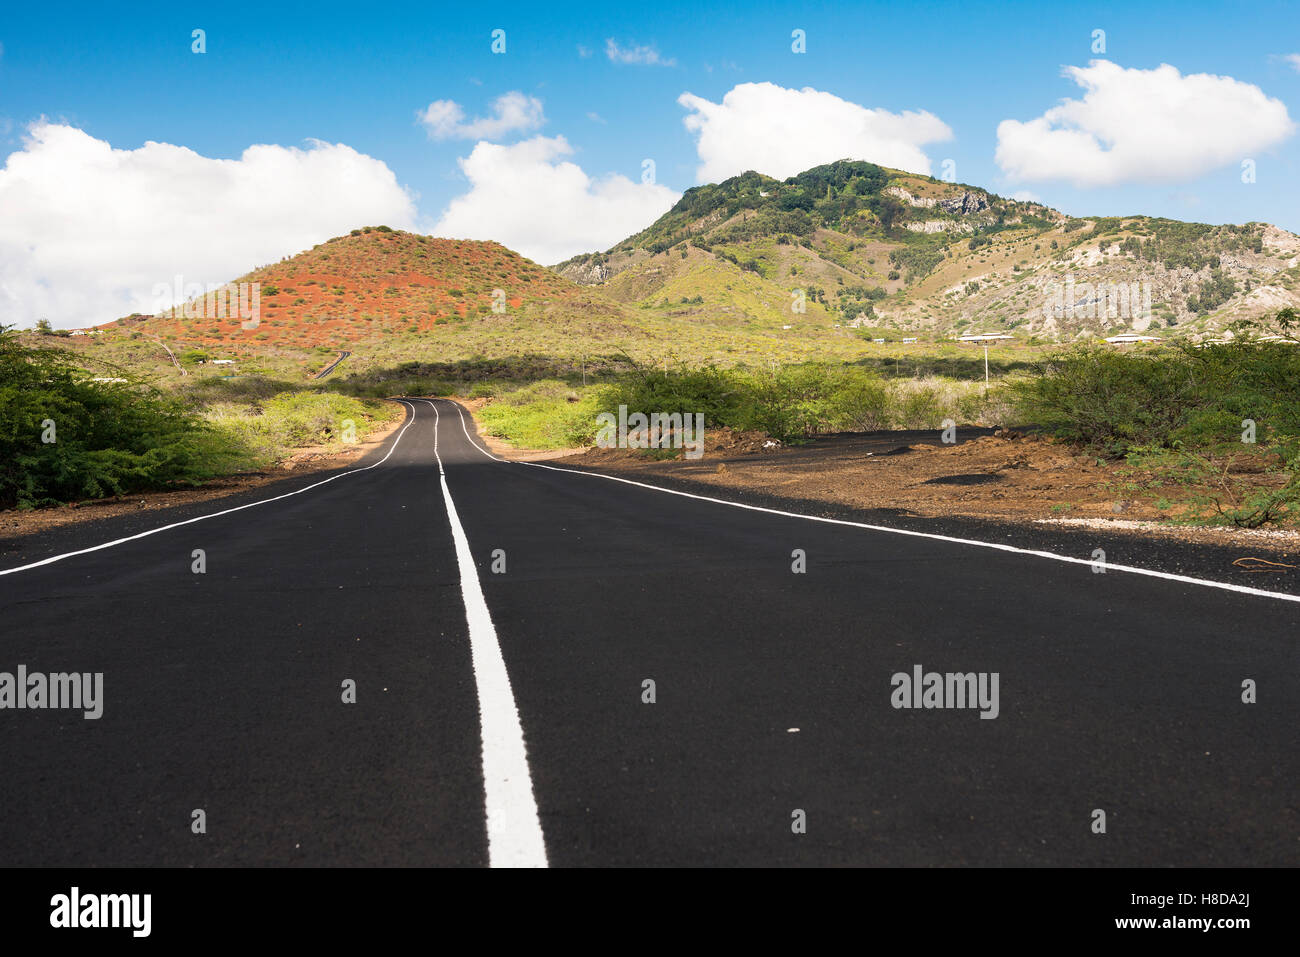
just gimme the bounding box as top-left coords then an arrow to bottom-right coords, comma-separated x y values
554,258 -> 611,285
885,186 -> 991,217
938,191 -> 991,216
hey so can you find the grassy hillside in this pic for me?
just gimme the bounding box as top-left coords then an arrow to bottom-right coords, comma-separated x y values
72,222 -> 958,388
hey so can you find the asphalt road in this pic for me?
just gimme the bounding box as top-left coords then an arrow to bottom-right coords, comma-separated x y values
313,350 -> 350,379
1,398 -> 1296,867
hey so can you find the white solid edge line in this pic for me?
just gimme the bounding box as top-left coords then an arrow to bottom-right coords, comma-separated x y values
429,401 -> 549,868
433,398 -> 1300,606
0,399 -> 422,578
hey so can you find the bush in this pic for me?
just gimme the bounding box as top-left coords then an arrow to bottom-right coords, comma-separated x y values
205,392 -> 390,462
826,374 -> 892,431
601,365 -> 749,432
1011,347 -> 1199,456
598,362 -> 982,443
1011,340 -> 1300,458
888,246 -> 943,281
893,385 -> 946,429
0,328 -> 249,508
478,380 -> 604,448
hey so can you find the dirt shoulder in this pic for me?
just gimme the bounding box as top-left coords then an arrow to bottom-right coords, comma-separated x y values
478,410 -> 1300,555
0,406 -> 408,542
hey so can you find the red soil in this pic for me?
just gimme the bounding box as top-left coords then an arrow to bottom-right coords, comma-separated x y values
98,229 -> 584,354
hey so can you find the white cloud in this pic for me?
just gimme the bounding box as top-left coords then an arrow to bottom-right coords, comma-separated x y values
433,135 -> 679,264
605,39 -> 675,67
677,82 -> 952,183
0,122 -> 416,328
1011,190 -> 1041,202
996,60 -> 1295,187
586,112 -> 606,124
418,91 -> 544,141
1285,53 -> 1300,73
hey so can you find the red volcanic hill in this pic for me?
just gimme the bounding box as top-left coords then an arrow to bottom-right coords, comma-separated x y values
107,227 -> 588,349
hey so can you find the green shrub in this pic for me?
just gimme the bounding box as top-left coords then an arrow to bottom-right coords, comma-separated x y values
1011,348 -> 1195,456
1011,340 -> 1300,458
600,364 -> 749,431
893,385 -> 946,429
888,246 -> 944,281
205,392 -> 391,462
598,362 -> 978,442
0,329 -> 250,508
478,380 -> 604,448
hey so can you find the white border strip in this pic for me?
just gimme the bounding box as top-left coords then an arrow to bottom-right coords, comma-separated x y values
0,400 -> 421,578
430,401 -> 548,868
432,399 -> 1300,606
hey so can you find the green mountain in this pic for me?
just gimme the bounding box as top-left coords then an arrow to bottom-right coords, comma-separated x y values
554,160 -> 1300,339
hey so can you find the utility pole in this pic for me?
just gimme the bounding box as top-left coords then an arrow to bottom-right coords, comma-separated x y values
984,342 -> 990,390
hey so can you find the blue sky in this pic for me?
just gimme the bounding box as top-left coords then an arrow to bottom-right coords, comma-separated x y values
3,0 -> 1299,325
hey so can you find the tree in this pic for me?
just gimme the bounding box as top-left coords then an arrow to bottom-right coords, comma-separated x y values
34,318 -> 54,335
873,195 -> 907,232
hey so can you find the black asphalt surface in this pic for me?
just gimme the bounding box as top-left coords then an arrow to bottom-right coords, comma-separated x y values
1,398 -> 1296,867
313,350 -> 350,379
